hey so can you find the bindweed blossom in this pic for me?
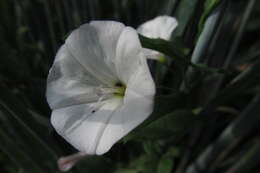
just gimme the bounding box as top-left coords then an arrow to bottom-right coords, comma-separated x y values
46,21 -> 155,170
137,16 -> 178,62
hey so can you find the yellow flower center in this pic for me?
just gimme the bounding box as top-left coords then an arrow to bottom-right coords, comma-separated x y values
113,82 -> 126,98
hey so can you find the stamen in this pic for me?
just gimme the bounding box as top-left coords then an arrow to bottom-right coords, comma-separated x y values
95,86 -> 118,96
95,84 -> 126,98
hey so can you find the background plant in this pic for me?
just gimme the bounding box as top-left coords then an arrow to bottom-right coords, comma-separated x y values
0,0 -> 260,173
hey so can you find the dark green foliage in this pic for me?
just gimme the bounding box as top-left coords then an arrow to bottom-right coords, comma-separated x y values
0,0 -> 260,173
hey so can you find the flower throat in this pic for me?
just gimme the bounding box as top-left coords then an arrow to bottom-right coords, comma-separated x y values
113,82 -> 126,98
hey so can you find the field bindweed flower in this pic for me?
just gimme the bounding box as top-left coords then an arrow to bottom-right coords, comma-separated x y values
46,21 -> 155,169
137,16 -> 178,62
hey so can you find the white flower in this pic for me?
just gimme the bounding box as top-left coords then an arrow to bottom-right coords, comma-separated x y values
46,21 -> 155,156
137,16 -> 178,62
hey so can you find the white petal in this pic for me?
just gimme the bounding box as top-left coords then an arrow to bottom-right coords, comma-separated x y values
51,98 -> 122,154
46,45 -> 102,110
137,15 -> 178,40
115,27 -> 144,83
96,57 -> 155,155
89,21 -> 125,71
65,21 -> 126,85
126,57 -> 156,98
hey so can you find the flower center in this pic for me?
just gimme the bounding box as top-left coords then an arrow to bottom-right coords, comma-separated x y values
95,82 -> 126,99
113,82 -> 126,98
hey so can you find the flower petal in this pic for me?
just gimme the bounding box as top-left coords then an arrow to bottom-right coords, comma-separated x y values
89,21 -> 124,72
46,45 -> 102,110
65,21 -> 126,85
115,27 -> 144,83
51,98 -> 122,154
96,57 -> 155,155
137,15 -> 178,40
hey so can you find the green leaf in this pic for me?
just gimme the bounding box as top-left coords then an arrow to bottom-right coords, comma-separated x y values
124,110 -> 198,141
157,147 -> 179,173
139,34 -> 189,60
147,110 -> 197,133
131,154 -> 159,173
143,141 -> 161,155
125,92 -> 187,135
139,35 -> 224,74
157,156 -> 173,173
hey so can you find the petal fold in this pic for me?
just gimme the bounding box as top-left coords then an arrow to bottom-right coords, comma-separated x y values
115,27 -> 144,84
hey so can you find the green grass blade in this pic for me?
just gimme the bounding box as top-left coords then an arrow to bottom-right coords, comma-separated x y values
186,94 -> 260,173
0,127 -> 45,173
226,138 -> 260,173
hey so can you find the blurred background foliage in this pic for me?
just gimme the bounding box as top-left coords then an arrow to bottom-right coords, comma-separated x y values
0,0 -> 260,172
